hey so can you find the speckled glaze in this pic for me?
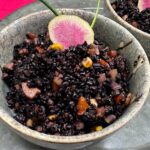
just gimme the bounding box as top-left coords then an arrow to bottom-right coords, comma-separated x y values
0,9 -> 150,150
104,0 -> 150,59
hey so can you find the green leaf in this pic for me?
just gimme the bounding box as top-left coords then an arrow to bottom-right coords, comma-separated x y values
91,0 -> 101,28
38,0 -> 60,16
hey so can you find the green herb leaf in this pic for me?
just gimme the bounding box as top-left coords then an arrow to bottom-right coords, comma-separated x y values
39,0 -> 59,16
91,0 -> 101,28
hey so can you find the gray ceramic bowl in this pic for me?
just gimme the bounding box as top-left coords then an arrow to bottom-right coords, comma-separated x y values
0,9 -> 150,150
104,0 -> 150,59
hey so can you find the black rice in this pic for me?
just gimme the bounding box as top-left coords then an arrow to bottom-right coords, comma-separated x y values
2,32 -> 131,135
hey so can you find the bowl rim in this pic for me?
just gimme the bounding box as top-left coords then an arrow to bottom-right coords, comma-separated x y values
105,0 -> 150,38
0,9 -> 150,144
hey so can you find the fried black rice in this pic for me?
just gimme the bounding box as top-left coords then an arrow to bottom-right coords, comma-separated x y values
1,32 -> 132,135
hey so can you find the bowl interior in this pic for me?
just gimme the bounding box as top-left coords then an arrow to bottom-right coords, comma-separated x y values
0,9 -> 149,143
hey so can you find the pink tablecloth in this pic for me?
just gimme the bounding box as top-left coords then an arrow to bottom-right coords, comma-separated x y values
0,0 -> 35,20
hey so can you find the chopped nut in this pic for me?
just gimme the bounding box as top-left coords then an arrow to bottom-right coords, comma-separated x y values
15,102 -> 20,109
107,50 -> 118,57
125,93 -> 132,106
90,98 -> 98,107
114,94 -> 125,104
31,54 -> 35,58
52,72 -> 63,91
19,48 -> 29,55
49,43 -> 64,51
55,71 -> 60,76
25,39 -> 31,44
26,119 -> 33,127
131,21 -> 139,28
21,82 -> 41,100
109,69 -> 118,81
77,96 -> 89,116
26,32 -> 37,40
48,114 -> 57,121
105,115 -> 116,124
122,15 -> 128,21
113,89 -> 120,96
15,84 -> 20,90
55,71 -> 63,78
98,73 -> 106,84
35,46 -> 44,53
57,73 -> 63,78
52,82 -> 60,91
112,4 -> 116,10
88,48 -> 99,56
36,126 -> 43,132
82,57 -> 93,68
34,38 -> 38,45
88,44 -> 100,56
96,106 -> 105,117
99,59 -> 110,68
4,62 -> 14,70
95,126 -> 103,131
52,76 -> 63,91
111,81 -> 122,90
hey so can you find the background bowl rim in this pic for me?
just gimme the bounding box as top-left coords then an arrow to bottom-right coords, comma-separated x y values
0,9 -> 150,144
105,0 -> 150,38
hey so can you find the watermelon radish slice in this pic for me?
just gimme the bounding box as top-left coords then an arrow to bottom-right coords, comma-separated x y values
138,0 -> 150,11
48,15 -> 94,49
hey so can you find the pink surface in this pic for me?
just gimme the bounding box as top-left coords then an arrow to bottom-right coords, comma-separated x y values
0,0 -> 35,20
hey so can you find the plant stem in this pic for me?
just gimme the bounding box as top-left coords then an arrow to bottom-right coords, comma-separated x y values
39,0 -> 59,16
91,0 -> 101,28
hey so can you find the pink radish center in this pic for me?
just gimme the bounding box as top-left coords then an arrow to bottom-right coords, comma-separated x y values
53,20 -> 89,49
138,0 -> 150,11
142,1 -> 150,9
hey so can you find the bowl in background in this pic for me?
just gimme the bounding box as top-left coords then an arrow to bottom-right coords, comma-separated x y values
104,0 -> 150,60
0,9 -> 150,150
